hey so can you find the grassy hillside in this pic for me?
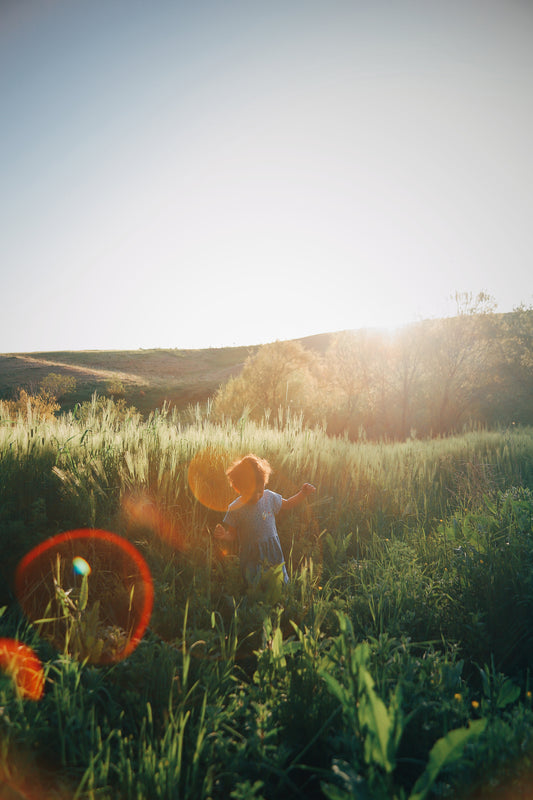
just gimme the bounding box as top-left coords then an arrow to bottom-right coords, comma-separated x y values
2,307 -> 532,437
0,345 -> 253,415
0,333 -> 336,416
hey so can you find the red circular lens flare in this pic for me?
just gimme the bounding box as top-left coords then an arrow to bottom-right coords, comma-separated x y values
0,639 -> 44,701
15,529 -> 154,664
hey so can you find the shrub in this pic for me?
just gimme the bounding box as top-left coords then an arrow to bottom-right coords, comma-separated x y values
2,389 -> 60,422
39,373 -> 77,400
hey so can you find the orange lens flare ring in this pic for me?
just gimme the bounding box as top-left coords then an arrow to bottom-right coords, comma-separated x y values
0,639 -> 45,701
187,448 -> 235,512
15,529 -> 154,664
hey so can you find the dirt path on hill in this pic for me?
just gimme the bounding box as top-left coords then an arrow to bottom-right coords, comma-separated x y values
6,355 -> 148,385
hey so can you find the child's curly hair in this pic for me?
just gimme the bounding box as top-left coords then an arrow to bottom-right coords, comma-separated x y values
226,454 -> 272,496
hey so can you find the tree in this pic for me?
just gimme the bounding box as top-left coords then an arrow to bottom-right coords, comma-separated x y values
491,304 -> 533,424
325,330 -> 389,438
105,379 -> 126,400
421,292 -> 498,435
212,340 -> 320,422
387,324 -> 426,439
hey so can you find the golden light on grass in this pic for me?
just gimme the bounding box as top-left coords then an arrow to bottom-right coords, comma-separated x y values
0,639 -> 44,701
15,529 -> 154,664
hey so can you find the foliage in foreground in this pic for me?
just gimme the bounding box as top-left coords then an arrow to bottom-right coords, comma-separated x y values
1,403 -> 533,797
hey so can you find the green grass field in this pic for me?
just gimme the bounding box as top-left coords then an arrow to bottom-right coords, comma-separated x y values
1,399 -> 533,798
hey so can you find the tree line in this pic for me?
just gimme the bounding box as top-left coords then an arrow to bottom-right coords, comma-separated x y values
211,294 -> 533,440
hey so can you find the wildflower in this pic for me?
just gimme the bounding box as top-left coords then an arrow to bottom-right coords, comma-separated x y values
454,693 -> 462,702
527,691 -> 532,700
471,700 -> 479,709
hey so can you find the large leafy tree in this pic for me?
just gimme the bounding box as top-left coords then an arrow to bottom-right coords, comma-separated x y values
491,304 -> 533,425
211,340 -> 320,422
419,292 -> 498,435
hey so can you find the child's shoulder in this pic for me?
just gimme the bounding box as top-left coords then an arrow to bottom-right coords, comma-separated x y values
264,489 -> 283,509
228,495 -> 246,511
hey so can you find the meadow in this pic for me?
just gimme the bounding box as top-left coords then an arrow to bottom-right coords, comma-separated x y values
1,396 -> 533,799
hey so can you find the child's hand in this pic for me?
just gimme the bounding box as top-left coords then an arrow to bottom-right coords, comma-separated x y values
301,483 -> 316,497
213,523 -> 227,539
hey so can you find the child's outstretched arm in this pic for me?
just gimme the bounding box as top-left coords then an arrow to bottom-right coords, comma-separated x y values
281,483 -> 316,511
213,523 -> 236,542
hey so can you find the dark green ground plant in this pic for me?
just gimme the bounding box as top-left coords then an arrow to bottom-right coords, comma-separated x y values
435,490 -> 533,675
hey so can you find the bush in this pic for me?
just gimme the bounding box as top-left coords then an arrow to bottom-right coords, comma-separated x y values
2,388 -> 60,422
39,373 -> 77,400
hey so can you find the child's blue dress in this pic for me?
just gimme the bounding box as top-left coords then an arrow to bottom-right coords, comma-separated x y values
223,489 -> 289,583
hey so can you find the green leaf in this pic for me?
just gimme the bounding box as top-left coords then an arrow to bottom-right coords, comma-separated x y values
496,678 -> 520,709
409,719 -> 487,800
359,669 -> 395,772
320,670 -> 352,709
79,573 -> 89,611
271,626 -> 286,666
479,665 -> 491,698
321,784 -> 352,800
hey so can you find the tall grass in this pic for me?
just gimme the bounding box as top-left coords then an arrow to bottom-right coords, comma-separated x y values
2,401 -> 531,538
2,400 -> 533,798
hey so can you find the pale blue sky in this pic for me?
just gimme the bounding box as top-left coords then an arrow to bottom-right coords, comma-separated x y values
2,0 -> 532,352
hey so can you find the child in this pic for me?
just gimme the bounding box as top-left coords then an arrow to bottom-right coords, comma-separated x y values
213,454 -> 316,585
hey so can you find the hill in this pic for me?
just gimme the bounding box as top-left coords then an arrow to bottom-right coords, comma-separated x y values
3,308 -> 531,435
0,333 -> 336,416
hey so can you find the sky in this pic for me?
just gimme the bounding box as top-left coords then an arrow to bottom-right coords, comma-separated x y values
1,0 -> 532,353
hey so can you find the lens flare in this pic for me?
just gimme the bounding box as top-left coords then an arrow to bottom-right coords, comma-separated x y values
15,529 -> 153,664
0,639 -> 44,701
187,448 -> 235,512
0,756 -> 60,800
122,492 -> 187,551
72,556 -> 91,576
